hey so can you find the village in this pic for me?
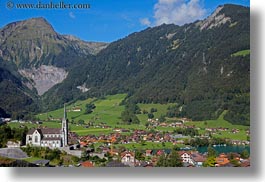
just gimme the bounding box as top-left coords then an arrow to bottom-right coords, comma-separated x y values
0,113 -> 250,167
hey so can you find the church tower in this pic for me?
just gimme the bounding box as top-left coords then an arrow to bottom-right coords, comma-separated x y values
62,104 -> 68,147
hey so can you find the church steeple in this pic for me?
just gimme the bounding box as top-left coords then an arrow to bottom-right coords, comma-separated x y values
62,103 -> 68,147
63,103 -> 67,120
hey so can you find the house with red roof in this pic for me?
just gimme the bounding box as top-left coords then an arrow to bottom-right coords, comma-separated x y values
178,151 -> 193,164
215,153 -> 230,167
190,152 -> 206,167
121,151 -> 136,167
81,160 -> 94,167
145,150 -> 153,157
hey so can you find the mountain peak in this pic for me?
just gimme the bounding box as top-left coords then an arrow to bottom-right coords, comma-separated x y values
0,17 -> 56,41
196,4 -> 249,31
24,17 -> 51,25
19,17 -> 56,34
196,5 -> 231,30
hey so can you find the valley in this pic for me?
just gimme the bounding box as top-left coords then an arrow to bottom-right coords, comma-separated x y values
8,93 -> 249,141
0,4 -> 250,167
4,92 -> 249,168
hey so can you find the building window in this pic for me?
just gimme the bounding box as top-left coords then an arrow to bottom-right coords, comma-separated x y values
35,136 -> 38,143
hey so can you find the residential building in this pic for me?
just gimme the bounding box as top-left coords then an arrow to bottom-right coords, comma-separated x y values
178,151 -> 193,164
215,153 -> 230,167
81,161 -> 94,167
121,151 -> 136,167
190,152 -> 206,167
6,141 -> 21,148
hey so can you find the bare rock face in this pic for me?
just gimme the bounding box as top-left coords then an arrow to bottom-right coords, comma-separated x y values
196,6 -> 231,30
19,65 -> 68,95
77,83 -> 90,93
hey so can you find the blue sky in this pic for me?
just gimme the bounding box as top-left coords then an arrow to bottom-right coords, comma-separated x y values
0,0 -> 250,42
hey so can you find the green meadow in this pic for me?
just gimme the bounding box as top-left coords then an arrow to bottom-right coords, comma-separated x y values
37,97 -> 96,121
231,49 -> 250,57
33,94 -> 176,135
184,111 -> 249,140
184,111 -> 248,130
37,94 -> 126,125
136,103 -> 176,124
23,157 -> 44,163
115,142 -> 185,150
8,121 -> 61,129
8,94 -> 249,140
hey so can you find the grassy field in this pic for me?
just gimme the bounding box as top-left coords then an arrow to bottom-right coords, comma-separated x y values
8,121 -> 61,129
115,142 -> 184,150
72,128 -> 113,136
184,111 -> 249,140
136,103 -> 176,125
23,157 -> 44,163
13,94 -> 249,140
82,94 -> 127,126
8,122 -> 38,129
212,130 -> 248,141
184,111 -> 248,130
34,94 -> 175,135
37,94 -> 127,126
8,121 -> 113,136
37,97 -> 95,121
231,49 -> 250,57
35,94 -> 128,135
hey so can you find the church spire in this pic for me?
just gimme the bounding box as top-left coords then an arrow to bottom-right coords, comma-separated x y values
62,103 -> 68,147
63,103 -> 67,120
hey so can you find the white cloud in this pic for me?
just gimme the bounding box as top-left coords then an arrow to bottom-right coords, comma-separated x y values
140,18 -> 151,26
154,0 -> 206,26
69,12 -> 76,19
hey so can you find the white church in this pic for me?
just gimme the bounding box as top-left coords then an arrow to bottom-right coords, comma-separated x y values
26,105 -> 69,148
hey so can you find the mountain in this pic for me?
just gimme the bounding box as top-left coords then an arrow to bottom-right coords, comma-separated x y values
0,17 -> 107,68
0,4 -> 250,125
0,59 -> 38,118
0,17 -> 108,95
0,17 -> 108,117
42,4 -> 250,125
63,35 -> 108,55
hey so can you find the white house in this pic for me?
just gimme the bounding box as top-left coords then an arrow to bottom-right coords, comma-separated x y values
121,151 -> 136,167
72,108 -> 82,112
6,141 -> 21,148
178,151 -> 206,166
178,151 -> 194,164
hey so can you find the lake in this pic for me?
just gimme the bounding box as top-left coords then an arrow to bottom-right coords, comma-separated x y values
197,145 -> 250,154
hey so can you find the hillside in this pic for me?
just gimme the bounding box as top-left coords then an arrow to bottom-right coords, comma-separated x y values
0,17 -> 107,68
42,4 -> 250,125
0,4 -> 250,125
0,17 -> 108,96
0,17 -> 110,117
0,59 -> 38,118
